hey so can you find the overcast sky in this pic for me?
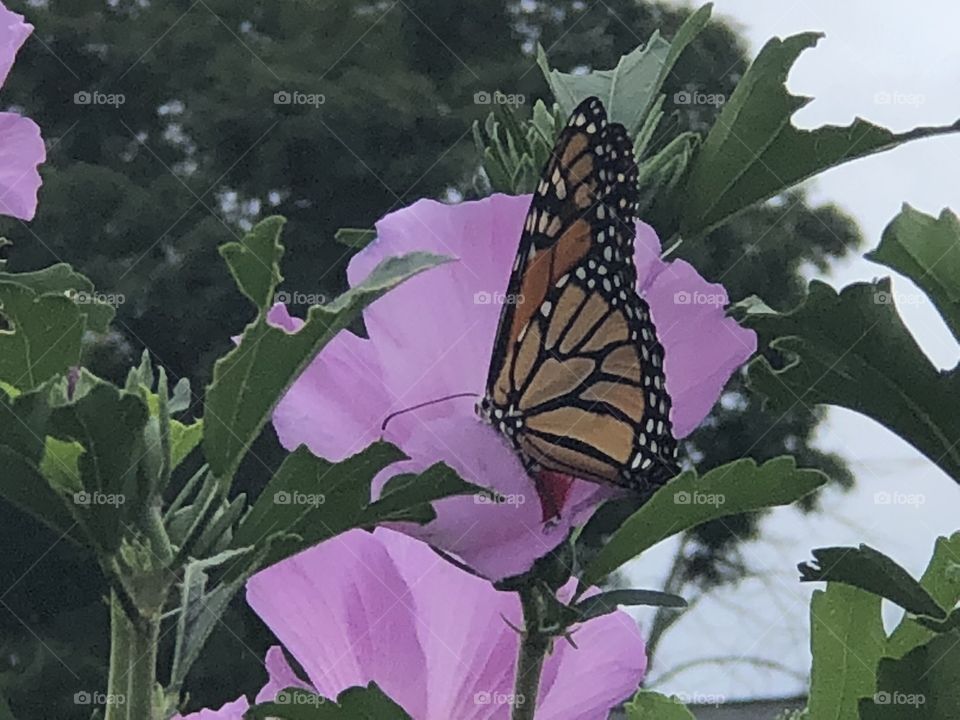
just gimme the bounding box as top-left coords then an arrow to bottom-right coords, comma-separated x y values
628,0 -> 960,702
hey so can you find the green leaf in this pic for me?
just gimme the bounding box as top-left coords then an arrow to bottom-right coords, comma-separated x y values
39,436 -> 83,493
49,383 -> 149,552
0,385 -> 80,537
807,583 -> 885,720
0,281 -> 84,391
799,545 -> 947,620
888,534 -> 960,658
681,33 -> 960,238
219,216 -> 285,309
859,630 -> 960,719
204,250 -> 450,483
868,204 -> 960,340
170,418 -> 202,470
744,278 -> 960,482
0,263 -> 114,332
169,547 -> 258,693
228,442 -> 478,577
246,684 -> 412,720
0,688 -> 15,720
581,457 -> 826,585
573,589 -> 686,622
334,227 -> 377,250
625,691 -> 696,720
537,4 -> 711,137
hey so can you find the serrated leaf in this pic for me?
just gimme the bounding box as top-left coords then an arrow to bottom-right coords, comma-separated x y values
859,630 -> 960,719
682,33 -> 960,238
888,534 -> 960,658
869,204 -> 960,340
204,250 -> 450,484
246,683 -> 412,720
228,442 -> 477,578
0,282 -> 84,391
334,227 -> 377,250
799,545 -> 946,620
538,4 -> 711,136
807,583 -> 885,720
219,216 -> 285,309
744,278 -> 960,482
581,457 -> 826,585
625,691 -> 696,720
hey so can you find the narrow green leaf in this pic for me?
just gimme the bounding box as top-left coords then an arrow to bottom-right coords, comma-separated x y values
799,545 -> 946,620
888,533 -> 960,658
682,33 -> 960,238
334,227 -> 377,250
581,457 -> 826,585
869,204 -> 960,340
219,216 -> 285,309
744,278 -> 960,482
859,630 -> 960,719
204,250 -> 450,483
807,583 -> 885,720
625,691 -> 696,720
228,442 -> 476,577
574,589 -> 686,622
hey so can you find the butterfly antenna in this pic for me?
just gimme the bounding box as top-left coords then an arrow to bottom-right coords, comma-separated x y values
380,392 -> 478,431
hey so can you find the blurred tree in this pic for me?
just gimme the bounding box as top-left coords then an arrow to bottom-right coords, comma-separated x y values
0,0 -> 857,715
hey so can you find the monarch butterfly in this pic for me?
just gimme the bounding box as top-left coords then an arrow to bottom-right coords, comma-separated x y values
477,96 -> 678,515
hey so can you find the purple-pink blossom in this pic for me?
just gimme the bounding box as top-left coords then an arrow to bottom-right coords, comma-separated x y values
270,194 -> 756,580
176,528 -> 647,720
0,2 -> 44,221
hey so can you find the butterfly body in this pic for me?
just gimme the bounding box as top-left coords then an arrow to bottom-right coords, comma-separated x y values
478,97 -> 679,498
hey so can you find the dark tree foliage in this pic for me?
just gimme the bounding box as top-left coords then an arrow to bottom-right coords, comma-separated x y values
0,0 -> 856,714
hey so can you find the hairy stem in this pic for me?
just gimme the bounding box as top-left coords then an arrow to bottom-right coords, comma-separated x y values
105,590 -> 160,720
511,586 -> 551,720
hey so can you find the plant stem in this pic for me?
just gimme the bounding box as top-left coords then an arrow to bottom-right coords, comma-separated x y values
105,590 -> 160,720
512,586 -> 551,720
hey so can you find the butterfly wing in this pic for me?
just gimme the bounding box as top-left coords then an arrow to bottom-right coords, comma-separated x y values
483,97 -> 678,493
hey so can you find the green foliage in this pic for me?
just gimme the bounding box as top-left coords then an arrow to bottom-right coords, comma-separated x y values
204,216 -> 450,483
681,34 -> 960,238
572,589 -> 686,623
742,278 -> 960,483
580,456 -> 827,585
625,691 -> 697,719
246,684 -> 412,720
537,3 -> 711,138
800,545 -> 948,620
869,205 -> 960,340
806,583 -> 885,720
859,630 -> 960,719
887,534 -> 960,658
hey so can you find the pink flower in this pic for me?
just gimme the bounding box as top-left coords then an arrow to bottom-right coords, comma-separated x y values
270,194 -> 756,580
0,2 -> 44,221
176,528 -> 647,720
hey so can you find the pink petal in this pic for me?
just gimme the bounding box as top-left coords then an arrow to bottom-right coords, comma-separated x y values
0,113 -> 43,221
246,529 -> 430,719
172,696 -> 249,720
255,646 -> 312,703
643,259 -> 757,438
372,413 -> 603,581
0,3 -> 31,87
347,194 -> 528,406
246,528 -> 647,720
272,327 -> 396,462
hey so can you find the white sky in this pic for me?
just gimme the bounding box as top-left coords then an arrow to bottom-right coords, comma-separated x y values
628,0 -> 960,702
